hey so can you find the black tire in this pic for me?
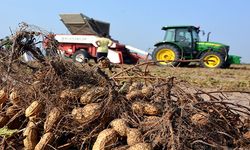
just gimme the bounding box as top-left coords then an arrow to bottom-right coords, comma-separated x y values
200,51 -> 225,68
222,58 -> 231,68
72,50 -> 89,63
152,44 -> 181,66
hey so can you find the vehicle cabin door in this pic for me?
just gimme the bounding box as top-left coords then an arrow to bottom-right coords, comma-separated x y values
175,28 -> 193,57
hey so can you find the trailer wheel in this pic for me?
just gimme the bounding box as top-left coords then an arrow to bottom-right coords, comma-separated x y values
152,44 -> 181,66
200,51 -> 225,68
73,50 -> 89,63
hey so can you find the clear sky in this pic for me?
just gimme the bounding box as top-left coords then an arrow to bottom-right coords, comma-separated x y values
1,0 -> 250,63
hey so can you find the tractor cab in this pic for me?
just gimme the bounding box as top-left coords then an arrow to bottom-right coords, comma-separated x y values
162,26 -> 200,57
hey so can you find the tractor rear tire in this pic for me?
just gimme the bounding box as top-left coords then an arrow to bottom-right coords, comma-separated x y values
200,51 -> 225,68
72,50 -> 89,63
152,44 -> 181,66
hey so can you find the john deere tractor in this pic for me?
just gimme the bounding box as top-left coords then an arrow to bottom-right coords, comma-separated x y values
152,26 -> 241,68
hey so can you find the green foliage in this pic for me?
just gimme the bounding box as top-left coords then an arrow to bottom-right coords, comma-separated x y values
0,126 -> 18,138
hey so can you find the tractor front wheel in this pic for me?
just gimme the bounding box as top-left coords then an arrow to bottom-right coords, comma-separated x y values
200,52 -> 225,68
152,44 -> 181,66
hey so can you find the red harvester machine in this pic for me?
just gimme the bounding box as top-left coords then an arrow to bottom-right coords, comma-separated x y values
44,13 -> 148,64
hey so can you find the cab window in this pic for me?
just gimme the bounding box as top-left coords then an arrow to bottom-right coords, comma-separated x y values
164,29 -> 175,42
176,28 -> 192,43
192,30 -> 199,42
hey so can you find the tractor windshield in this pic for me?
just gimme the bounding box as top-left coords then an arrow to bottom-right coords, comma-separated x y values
163,29 -> 175,42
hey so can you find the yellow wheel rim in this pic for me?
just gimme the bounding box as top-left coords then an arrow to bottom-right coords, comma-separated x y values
156,49 -> 176,65
204,54 -> 221,68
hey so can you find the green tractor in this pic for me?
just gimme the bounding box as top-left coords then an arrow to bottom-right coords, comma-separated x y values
152,26 -> 241,68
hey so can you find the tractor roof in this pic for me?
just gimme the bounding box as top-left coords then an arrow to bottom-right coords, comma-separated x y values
162,25 -> 199,30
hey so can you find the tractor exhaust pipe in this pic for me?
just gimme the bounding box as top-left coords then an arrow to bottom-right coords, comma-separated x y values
207,32 -> 211,42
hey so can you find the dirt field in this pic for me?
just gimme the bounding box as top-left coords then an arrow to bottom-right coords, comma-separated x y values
147,64 -> 250,92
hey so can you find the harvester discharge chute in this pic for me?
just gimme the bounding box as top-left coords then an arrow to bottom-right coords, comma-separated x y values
59,13 -> 110,36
